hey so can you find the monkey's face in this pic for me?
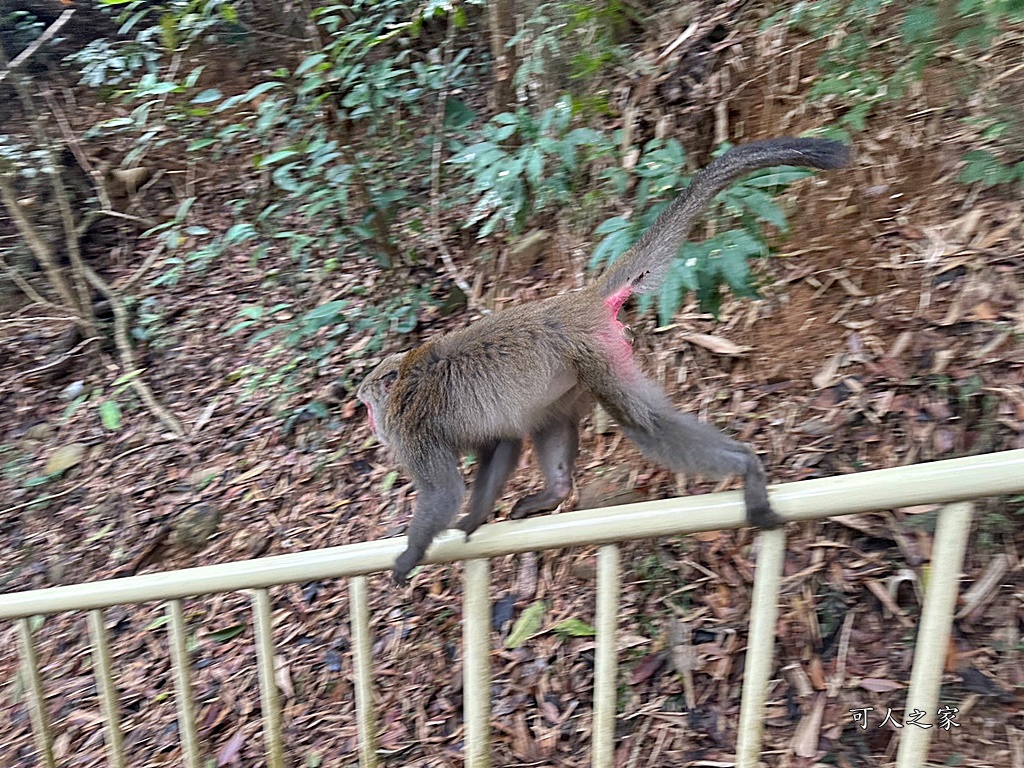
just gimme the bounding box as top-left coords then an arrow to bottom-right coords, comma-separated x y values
356,353 -> 405,445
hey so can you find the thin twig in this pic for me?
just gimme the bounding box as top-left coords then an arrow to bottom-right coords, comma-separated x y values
0,8 -> 75,84
0,251 -> 65,310
75,208 -> 156,241
428,9 -> 479,309
117,242 -> 166,292
0,176 -> 81,313
43,89 -> 114,211
82,265 -> 186,437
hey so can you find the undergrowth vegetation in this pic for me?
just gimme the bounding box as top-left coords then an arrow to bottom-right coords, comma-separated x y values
770,0 -> 1024,186
90,1 -> 821,376
2,0 -> 1022,416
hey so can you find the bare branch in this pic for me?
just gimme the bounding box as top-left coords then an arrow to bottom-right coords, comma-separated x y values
0,174 -> 81,312
0,8 -> 75,84
82,265 -> 186,437
428,9 -> 480,310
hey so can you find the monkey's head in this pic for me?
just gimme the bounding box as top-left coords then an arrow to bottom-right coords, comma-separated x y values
356,353 -> 406,445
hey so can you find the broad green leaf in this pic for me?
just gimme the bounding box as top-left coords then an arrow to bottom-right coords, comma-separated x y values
175,196 -> 196,221
379,470 -> 399,492
589,223 -> 634,270
258,149 -> 299,167
295,53 -> 328,76
553,618 -> 596,638
111,370 -> 143,388
491,123 -> 518,142
192,88 -> 223,104
443,97 -> 476,129
225,223 -> 256,244
505,601 -> 547,648
209,625 -> 247,642
901,6 -> 937,44
658,258 -> 687,326
271,163 -> 301,192
303,300 -> 349,321
731,189 -> 788,230
145,81 -> 179,95
242,81 -> 283,103
100,400 -> 122,431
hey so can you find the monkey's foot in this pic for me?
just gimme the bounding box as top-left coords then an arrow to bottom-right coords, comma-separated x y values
509,490 -> 570,520
747,504 -> 785,529
453,515 -> 484,540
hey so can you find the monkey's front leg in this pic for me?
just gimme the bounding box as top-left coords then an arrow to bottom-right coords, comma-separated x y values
394,457 -> 466,584
455,438 -> 522,539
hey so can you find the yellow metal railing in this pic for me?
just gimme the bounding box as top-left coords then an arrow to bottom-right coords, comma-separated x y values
3,448 -> 1024,768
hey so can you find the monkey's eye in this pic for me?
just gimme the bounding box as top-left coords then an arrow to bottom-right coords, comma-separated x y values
381,370 -> 399,389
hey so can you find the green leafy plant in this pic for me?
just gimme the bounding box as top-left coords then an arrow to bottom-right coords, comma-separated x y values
0,9 -> 44,51
512,0 -> 634,99
958,149 -> 1024,188
553,617 -> 596,638
768,0 -> 1024,186
450,96 -> 613,235
227,287 -> 431,398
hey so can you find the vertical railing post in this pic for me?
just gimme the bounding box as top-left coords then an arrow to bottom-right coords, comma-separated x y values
252,588 -> 285,768
463,559 -> 492,768
167,599 -> 202,768
87,609 -> 126,768
17,618 -> 56,768
735,527 -> 787,768
593,544 -> 621,768
896,502 -> 973,767
349,575 -> 379,768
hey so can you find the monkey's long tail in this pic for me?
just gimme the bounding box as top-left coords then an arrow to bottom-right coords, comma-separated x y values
593,137 -> 850,299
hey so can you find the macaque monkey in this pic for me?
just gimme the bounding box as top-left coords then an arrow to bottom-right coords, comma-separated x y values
358,138 -> 850,583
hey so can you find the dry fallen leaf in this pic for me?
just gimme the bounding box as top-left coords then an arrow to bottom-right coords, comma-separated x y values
682,332 -> 750,355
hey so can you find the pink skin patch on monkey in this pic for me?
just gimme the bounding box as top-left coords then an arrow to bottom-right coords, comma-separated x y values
364,401 -> 377,435
599,286 -> 637,376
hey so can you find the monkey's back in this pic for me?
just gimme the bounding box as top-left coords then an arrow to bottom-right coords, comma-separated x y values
386,290 -> 605,449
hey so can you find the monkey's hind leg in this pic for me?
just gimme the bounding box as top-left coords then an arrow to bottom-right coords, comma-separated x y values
510,417 -> 579,519
455,438 -> 523,539
597,377 -> 783,528
394,456 -> 466,584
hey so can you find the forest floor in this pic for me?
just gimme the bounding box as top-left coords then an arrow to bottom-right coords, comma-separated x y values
0,5 -> 1022,768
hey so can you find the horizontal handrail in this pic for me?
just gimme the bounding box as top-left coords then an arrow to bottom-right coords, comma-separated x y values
2,448 -> 1023,619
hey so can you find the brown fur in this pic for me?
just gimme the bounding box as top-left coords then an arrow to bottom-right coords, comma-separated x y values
357,138 -> 850,583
